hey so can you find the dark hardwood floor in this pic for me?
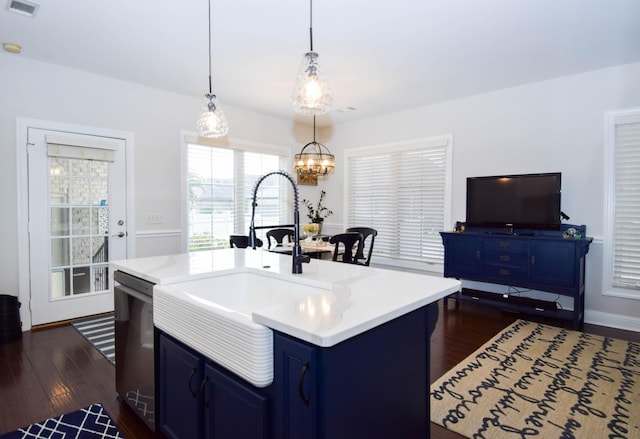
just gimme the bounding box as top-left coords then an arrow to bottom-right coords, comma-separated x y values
1,300 -> 638,438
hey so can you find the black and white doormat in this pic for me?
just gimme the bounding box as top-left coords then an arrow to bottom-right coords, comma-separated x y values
71,313 -> 115,365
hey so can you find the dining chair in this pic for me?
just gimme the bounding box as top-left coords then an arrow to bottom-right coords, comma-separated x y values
346,227 -> 378,266
329,232 -> 363,264
266,228 -> 295,249
229,235 -> 263,249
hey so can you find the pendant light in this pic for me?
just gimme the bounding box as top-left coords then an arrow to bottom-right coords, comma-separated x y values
291,0 -> 332,116
197,0 -> 229,138
294,116 -> 335,176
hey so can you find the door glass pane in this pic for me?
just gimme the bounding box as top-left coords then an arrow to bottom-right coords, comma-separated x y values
50,177 -> 69,204
93,265 -> 108,291
94,207 -> 109,234
72,207 -> 90,235
72,267 -> 91,294
51,238 -> 69,266
51,207 -> 69,236
51,268 -> 67,298
70,177 -> 89,204
72,237 -> 91,264
49,156 -> 111,298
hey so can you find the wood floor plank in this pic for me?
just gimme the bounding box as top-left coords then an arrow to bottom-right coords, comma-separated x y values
0,299 -> 638,439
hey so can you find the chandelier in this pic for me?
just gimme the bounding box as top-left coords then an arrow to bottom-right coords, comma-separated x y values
294,116 -> 335,176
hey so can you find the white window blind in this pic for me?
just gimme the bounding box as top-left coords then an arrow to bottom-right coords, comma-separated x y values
611,117 -> 640,290
186,143 -> 287,252
347,136 -> 451,267
46,134 -> 117,162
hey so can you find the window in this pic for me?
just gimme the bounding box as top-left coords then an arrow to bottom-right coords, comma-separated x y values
345,135 -> 452,271
603,109 -> 640,298
184,137 -> 289,252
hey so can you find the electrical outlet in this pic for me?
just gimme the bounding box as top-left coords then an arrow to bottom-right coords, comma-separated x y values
145,213 -> 164,224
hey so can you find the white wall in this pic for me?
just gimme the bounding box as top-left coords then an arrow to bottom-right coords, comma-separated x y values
0,54 -> 299,300
326,61 -> 640,329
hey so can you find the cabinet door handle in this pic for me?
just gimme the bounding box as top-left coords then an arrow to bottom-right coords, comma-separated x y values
476,250 -> 480,260
199,376 -> 210,407
531,255 -> 535,266
188,368 -> 198,397
298,362 -> 310,406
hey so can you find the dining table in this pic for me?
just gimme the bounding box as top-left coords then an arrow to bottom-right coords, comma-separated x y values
267,240 -> 334,259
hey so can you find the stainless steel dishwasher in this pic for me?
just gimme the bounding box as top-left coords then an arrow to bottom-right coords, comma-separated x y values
114,270 -> 156,432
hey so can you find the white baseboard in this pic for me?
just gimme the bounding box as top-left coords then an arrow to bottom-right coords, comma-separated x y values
585,310 -> 640,333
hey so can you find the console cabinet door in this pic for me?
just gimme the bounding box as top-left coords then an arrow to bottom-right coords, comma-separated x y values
203,364 -> 269,439
274,334 -> 317,439
442,234 -> 483,278
529,240 -> 576,288
158,334 -> 203,439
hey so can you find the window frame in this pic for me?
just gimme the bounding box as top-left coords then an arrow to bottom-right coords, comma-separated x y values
603,108 -> 640,299
180,131 -> 292,252
344,135 -> 453,273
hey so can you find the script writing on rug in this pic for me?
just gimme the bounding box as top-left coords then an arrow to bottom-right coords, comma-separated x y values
430,319 -> 640,439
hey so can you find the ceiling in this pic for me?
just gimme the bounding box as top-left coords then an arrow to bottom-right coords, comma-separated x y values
2,0 -> 640,127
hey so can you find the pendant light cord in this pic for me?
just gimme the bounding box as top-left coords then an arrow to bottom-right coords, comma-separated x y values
309,0 -> 314,51
313,116 -> 317,143
208,0 -> 212,94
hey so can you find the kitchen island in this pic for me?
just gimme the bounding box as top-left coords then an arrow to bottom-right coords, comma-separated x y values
111,249 -> 460,439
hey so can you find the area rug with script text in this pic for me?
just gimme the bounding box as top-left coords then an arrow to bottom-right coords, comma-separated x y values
0,403 -> 124,439
430,319 -> 640,439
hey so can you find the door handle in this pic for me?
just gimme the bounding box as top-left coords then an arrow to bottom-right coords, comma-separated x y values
113,231 -> 126,238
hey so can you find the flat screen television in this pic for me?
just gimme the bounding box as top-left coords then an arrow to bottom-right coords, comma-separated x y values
466,172 -> 562,231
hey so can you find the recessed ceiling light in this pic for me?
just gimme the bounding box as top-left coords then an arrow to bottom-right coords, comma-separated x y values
2,42 -> 22,54
5,0 -> 39,17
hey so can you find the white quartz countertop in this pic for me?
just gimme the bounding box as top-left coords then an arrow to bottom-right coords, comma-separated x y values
111,249 -> 460,348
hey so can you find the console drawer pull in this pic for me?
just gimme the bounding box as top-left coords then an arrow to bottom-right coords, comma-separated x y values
499,269 -> 510,276
499,255 -> 510,262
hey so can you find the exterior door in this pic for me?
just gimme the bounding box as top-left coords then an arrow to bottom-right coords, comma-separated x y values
27,128 -> 128,325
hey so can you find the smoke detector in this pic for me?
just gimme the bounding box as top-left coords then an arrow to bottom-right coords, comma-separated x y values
5,0 -> 39,17
3,42 -> 22,54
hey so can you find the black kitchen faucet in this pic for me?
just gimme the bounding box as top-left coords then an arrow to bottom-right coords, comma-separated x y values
249,171 -> 310,274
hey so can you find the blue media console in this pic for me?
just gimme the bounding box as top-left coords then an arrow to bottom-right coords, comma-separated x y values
440,224 -> 592,329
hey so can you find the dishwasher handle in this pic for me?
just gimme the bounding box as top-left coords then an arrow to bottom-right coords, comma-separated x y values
115,284 -> 153,305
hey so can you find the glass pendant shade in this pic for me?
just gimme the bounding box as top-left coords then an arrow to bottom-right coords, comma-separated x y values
294,141 -> 335,176
292,51 -> 332,116
197,93 -> 229,138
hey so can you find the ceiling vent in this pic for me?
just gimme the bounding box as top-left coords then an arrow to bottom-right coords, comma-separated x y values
5,0 -> 39,17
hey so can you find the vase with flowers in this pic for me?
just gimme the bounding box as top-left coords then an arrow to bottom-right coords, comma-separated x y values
302,190 -> 333,236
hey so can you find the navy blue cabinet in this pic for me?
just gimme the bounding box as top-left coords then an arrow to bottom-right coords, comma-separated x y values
442,233 -> 483,278
157,333 -> 270,439
273,334 -> 316,439
441,225 -> 592,329
158,332 -> 203,439
274,305 -> 431,439
204,364 -> 269,439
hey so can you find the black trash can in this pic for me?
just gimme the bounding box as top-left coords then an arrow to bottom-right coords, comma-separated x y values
0,294 -> 22,344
